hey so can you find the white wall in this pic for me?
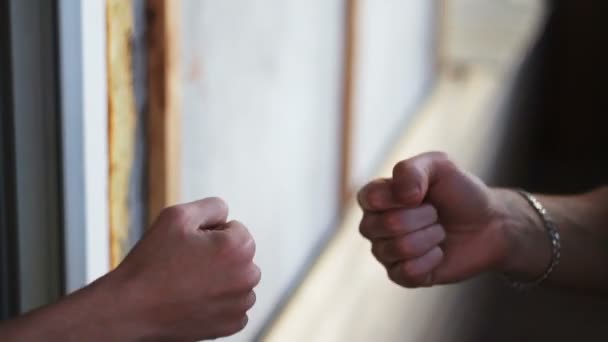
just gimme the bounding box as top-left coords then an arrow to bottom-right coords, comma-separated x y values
352,0 -> 435,186
180,1 -> 344,340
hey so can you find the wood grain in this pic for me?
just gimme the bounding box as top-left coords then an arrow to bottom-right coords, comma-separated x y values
146,0 -> 181,225
107,0 -> 136,267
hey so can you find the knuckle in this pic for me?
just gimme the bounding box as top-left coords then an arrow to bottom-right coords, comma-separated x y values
370,242 -> 384,262
242,291 -> 257,311
160,205 -> 190,226
231,235 -> 256,263
215,223 -> 254,258
241,237 -> 256,261
230,264 -> 261,293
368,190 -> 387,210
402,260 -> 421,278
422,204 -> 439,223
381,212 -> 402,235
207,196 -> 229,214
234,315 -> 249,333
419,225 -> 443,248
392,160 -> 410,176
387,266 -> 411,287
433,224 -> 446,243
387,267 -> 399,283
359,215 -> 373,239
431,246 -> 445,261
431,151 -> 458,171
358,179 -> 389,210
392,160 -> 420,182
356,188 -> 369,208
363,188 -> 383,210
392,263 -> 427,288
397,237 -> 418,258
218,316 -> 248,337
428,150 -> 449,161
243,264 -> 262,289
227,220 -> 252,243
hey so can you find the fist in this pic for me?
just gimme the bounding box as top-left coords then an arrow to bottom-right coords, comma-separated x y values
358,152 -> 507,288
112,197 -> 261,341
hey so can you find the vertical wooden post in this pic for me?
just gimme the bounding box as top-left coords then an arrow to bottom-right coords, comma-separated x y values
107,0 -> 136,267
146,0 -> 181,225
339,0 -> 358,210
435,0 -> 448,72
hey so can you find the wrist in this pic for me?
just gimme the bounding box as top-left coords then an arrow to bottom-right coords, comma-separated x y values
491,188 -> 553,281
101,266 -> 161,341
74,268 -> 153,341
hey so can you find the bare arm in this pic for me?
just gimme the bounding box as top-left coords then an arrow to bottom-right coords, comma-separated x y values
0,272 -> 143,341
0,197 -> 261,341
500,186 -> 608,291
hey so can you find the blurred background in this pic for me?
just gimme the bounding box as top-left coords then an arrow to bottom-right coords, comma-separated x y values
1,0 -> 608,341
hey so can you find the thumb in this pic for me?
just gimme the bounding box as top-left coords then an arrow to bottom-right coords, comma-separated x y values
391,151 -> 455,206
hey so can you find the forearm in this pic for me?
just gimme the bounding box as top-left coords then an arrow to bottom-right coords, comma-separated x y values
0,271 -> 147,341
496,186 -> 608,291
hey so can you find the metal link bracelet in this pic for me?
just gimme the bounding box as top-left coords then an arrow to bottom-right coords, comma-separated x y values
506,190 -> 562,291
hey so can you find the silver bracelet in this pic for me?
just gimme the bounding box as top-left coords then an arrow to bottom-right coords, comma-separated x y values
506,190 -> 561,291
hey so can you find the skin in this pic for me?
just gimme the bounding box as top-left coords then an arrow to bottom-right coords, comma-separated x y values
358,151 -> 608,291
0,197 -> 262,342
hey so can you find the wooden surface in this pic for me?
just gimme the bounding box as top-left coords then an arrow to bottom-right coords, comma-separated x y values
107,0 -> 136,267
146,0 -> 181,224
338,0 -> 358,209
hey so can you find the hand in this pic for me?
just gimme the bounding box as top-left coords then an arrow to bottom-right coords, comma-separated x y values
358,152 -> 508,288
110,197 -> 261,341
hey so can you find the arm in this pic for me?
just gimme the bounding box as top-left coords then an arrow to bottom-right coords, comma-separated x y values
357,151 -> 608,291
500,187 -> 608,291
0,197 -> 261,341
0,272 -> 142,341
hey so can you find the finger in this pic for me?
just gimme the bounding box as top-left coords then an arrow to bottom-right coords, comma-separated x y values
218,291 -> 257,315
158,197 -> 229,231
357,178 -> 403,212
219,220 -> 253,244
185,197 -> 229,229
219,262 -> 261,295
391,151 -> 456,206
359,204 -> 438,239
213,315 -> 249,339
387,247 -> 444,288
212,221 -> 257,263
372,224 -> 445,264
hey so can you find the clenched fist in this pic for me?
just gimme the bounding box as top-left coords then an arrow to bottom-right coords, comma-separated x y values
358,152 -> 509,288
112,197 -> 261,341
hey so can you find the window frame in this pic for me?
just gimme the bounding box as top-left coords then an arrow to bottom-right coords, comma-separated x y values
57,0 -> 111,292
0,0 -> 19,319
6,0 -> 64,313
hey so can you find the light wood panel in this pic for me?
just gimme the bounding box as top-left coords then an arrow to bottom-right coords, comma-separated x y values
107,0 -> 136,267
339,0 -> 358,209
146,0 -> 181,225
